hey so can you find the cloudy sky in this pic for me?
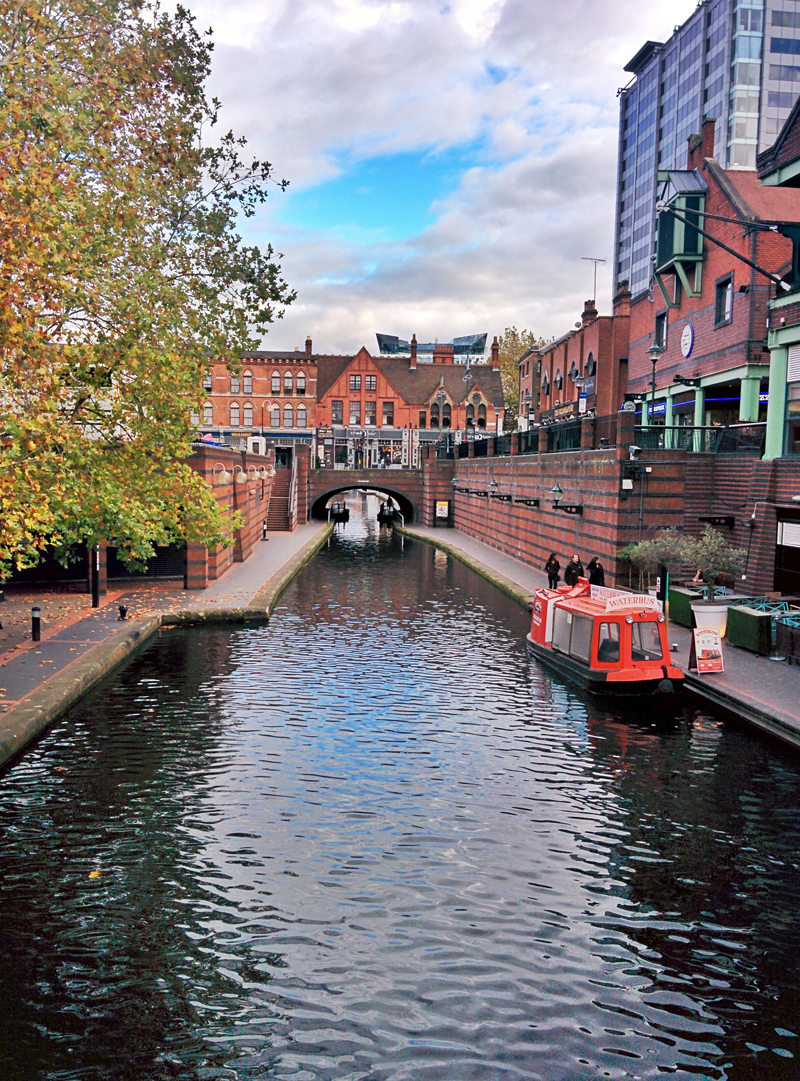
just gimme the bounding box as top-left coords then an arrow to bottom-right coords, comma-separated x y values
189,0 -> 696,353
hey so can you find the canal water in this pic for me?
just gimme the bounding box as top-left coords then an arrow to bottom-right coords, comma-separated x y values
2,501 -> 800,1081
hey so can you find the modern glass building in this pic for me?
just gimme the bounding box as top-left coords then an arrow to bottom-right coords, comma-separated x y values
615,0 -> 800,299
376,333 -> 488,361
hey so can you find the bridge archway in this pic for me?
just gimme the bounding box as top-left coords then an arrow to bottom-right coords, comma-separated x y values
310,484 -> 415,523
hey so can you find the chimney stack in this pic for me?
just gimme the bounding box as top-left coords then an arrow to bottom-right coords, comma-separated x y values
305,336 -> 312,358
491,336 -> 499,370
612,279 -> 631,317
581,300 -> 598,327
433,342 -> 454,365
688,117 -> 716,169
410,334 -> 417,370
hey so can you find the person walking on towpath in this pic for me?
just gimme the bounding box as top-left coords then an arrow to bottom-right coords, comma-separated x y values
564,554 -> 584,587
544,553 -> 560,589
587,557 -> 605,586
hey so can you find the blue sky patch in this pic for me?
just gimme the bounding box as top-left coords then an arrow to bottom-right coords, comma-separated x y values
278,144 -> 486,243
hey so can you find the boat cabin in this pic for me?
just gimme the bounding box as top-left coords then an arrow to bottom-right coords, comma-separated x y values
529,581 -> 683,689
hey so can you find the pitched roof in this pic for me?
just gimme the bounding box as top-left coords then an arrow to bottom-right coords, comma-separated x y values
373,357 -> 505,407
705,160 -> 800,223
315,354 -> 356,397
757,93 -> 800,179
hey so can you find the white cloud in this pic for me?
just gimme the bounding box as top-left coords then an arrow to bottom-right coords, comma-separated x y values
188,0 -> 698,351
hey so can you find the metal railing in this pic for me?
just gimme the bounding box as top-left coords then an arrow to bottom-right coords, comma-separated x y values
542,419 -> 582,453
633,423 -> 766,455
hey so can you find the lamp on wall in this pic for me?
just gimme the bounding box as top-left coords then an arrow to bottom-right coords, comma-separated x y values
212,463 -> 232,485
550,481 -> 583,515
647,342 -> 665,419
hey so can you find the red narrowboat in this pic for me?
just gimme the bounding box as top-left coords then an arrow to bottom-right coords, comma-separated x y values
526,580 -> 684,696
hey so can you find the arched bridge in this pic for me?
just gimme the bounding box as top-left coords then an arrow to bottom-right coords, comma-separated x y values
307,469 -> 425,522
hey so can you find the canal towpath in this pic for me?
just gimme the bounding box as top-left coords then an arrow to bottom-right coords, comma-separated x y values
403,524 -> 800,751
0,522 -> 332,768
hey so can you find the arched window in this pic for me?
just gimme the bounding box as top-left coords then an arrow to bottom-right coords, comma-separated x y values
541,372 -> 550,395
243,370 -> 253,395
296,371 -> 306,394
271,372 -> 281,393
296,404 -> 307,428
230,402 -> 240,427
283,404 -> 293,428
466,403 -> 475,425
190,410 -> 200,425
270,405 -> 280,427
555,368 -> 563,390
477,404 -> 487,428
203,402 -> 213,424
202,373 -> 212,391
243,402 -> 253,426
284,371 -> 293,395
442,403 -> 452,428
230,374 -> 240,395
430,403 -> 440,428
586,351 -> 596,377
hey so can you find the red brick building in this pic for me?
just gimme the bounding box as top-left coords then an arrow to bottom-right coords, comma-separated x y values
628,119 -> 800,428
524,294 -> 631,428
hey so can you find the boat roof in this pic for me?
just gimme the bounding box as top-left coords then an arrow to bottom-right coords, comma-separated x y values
555,596 -> 660,618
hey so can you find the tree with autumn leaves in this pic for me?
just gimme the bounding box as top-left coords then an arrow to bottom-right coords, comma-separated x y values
496,327 -> 545,428
0,0 -> 295,578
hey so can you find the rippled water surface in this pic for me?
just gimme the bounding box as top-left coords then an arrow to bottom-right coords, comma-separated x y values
2,505 -> 800,1081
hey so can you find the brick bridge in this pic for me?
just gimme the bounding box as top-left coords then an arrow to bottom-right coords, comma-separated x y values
306,469 -> 425,522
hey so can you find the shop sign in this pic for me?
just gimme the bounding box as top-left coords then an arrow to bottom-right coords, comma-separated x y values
583,377 -> 596,396
578,393 -> 587,415
648,401 -> 667,416
759,392 -> 769,403
317,427 -> 333,439
435,500 -> 450,519
604,592 -> 661,613
553,401 -> 579,421
692,628 -> 724,673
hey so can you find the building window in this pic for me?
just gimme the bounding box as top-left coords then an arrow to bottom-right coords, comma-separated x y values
419,410 -> 427,428
478,404 -> 487,428
284,404 -> 293,428
541,373 -> 550,396
296,371 -> 306,394
349,401 -> 361,425
554,369 -> 563,390
203,402 -> 213,424
331,400 -> 343,424
442,403 -> 451,428
243,402 -> 253,426
430,404 -> 440,428
654,311 -> 667,349
349,374 -> 361,391
296,404 -> 307,428
365,375 -> 377,391
243,371 -> 253,395
382,401 -> 394,426
202,373 -> 212,391
270,405 -> 280,427
365,401 -> 376,425
284,371 -> 293,395
466,403 -> 475,426
271,372 -> 281,393
230,402 -> 240,427
190,410 -> 200,425
230,375 -> 240,395
715,275 -> 733,327
585,352 -> 596,377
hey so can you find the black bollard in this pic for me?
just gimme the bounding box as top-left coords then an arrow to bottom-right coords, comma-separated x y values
0,588 -> 5,602
118,604 -> 128,620
31,606 -> 41,642
91,547 -> 100,608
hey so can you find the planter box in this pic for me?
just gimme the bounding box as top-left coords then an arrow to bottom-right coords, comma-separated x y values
726,605 -> 774,655
691,601 -> 730,637
667,586 -> 696,628
776,619 -> 800,665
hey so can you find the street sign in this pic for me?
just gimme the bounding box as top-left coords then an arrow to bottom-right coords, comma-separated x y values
690,628 -> 724,673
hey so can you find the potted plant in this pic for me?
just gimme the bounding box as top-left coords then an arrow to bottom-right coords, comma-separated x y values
617,530 -> 690,592
686,526 -> 746,637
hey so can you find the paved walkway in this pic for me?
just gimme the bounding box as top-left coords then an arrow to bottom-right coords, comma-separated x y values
406,525 -> 800,750
0,524 -> 330,765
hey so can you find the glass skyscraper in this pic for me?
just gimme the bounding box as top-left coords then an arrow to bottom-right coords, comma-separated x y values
615,0 -> 800,298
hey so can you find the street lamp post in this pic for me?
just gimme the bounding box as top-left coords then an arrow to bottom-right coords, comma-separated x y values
647,343 -> 664,427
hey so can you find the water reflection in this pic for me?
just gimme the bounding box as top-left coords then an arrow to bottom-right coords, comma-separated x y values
0,504 -> 799,1080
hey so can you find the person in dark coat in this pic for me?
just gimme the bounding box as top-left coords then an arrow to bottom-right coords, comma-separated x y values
563,554 -> 584,587
587,557 -> 605,586
544,552 -> 560,589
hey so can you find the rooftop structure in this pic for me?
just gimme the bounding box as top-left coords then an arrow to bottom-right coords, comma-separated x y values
376,333 -> 488,361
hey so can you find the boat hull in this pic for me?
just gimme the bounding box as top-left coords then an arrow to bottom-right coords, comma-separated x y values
526,635 -> 683,697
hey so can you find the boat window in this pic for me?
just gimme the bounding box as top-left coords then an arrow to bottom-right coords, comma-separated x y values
552,607 -> 572,653
597,622 -> 620,663
569,613 -> 593,664
631,621 -> 663,661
